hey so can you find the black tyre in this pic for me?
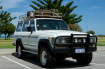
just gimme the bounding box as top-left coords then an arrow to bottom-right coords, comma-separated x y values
76,53 -> 92,65
39,48 -> 54,67
17,43 -> 24,58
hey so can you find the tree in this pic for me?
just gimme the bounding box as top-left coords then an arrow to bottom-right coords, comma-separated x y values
0,10 -> 16,39
86,30 -> 95,35
0,6 -> 2,9
0,0 -> 2,9
68,24 -> 82,32
30,0 -> 82,31
7,23 -> 16,39
0,5 -> 3,37
0,0 -> 3,9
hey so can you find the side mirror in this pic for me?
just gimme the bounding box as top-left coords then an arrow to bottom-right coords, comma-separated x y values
27,27 -> 32,33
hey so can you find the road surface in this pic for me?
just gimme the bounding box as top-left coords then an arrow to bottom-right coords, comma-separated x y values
0,47 -> 105,69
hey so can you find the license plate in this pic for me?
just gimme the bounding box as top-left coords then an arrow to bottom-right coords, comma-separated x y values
75,48 -> 85,53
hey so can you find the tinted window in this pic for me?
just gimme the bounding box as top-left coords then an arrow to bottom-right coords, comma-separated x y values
30,20 -> 35,31
22,21 -> 29,32
36,19 -> 69,30
16,22 -> 23,32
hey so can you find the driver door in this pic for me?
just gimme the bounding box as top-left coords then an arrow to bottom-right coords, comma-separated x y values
28,20 -> 38,52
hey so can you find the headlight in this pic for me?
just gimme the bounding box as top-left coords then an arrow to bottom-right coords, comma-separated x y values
56,37 -> 67,44
90,37 -> 95,43
56,37 -> 70,44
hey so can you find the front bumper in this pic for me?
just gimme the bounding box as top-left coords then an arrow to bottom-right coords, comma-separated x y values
53,46 -> 97,55
52,34 -> 97,55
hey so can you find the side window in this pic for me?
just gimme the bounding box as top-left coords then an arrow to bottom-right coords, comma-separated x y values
22,21 -> 29,32
30,20 -> 35,31
16,22 -> 23,32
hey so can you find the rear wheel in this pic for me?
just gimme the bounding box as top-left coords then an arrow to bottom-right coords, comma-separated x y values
17,43 -> 24,58
76,53 -> 92,65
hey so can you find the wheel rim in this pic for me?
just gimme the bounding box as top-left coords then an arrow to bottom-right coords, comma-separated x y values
40,50 -> 47,66
18,46 -> 21,56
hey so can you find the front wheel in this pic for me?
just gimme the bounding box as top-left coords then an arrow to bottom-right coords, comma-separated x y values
39,48 -> 54,67
76,53 -> 92,65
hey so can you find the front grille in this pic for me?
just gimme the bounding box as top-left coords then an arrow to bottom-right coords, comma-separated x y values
55,34 -> 97,46
73,38 -> 87,43
64,37 -> 87,44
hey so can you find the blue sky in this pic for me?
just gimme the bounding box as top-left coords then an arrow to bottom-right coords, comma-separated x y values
0,0 -> 105,35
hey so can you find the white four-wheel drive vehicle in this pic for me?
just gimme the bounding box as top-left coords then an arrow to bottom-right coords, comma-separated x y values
13,10 -> 97,67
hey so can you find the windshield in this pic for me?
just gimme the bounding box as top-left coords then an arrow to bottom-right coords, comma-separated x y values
36,19 -> 69,30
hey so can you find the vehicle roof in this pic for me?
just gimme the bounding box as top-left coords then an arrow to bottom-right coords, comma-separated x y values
18,18 -> 63,24
35,18 -> 63,20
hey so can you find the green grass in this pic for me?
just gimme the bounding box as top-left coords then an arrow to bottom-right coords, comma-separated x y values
97,37 -> 105,46
0,38 -> 15,49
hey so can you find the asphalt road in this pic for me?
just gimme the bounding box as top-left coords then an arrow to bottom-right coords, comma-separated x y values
0,47 -> 105,69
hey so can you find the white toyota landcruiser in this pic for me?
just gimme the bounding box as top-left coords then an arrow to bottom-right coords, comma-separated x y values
13,10 -> 97,67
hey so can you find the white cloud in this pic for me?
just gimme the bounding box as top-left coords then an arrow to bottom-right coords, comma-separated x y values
86,6 -> 103,10
1,0 -> 25,9
91,6 -> 103,9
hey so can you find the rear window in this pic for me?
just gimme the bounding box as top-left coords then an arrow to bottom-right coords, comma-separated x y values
16,22 -> 23,32
22,21 -> 29,32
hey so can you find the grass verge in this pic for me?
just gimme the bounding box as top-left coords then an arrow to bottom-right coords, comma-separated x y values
0,38 -> 15,49
97,37 -> 105,46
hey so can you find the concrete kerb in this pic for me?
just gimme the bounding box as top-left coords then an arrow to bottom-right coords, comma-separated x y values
0,49 -> 15,55
97,46 -> 105,51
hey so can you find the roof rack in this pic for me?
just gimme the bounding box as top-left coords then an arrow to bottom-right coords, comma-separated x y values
34,9 -> 62,19
19,9 -> 62,21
